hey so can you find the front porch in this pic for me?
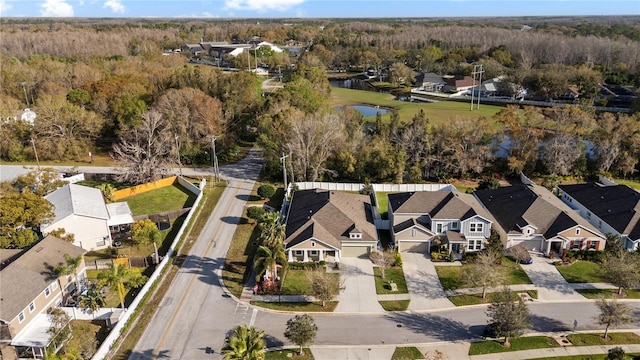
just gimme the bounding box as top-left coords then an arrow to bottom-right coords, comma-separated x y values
287,249 -> 339,263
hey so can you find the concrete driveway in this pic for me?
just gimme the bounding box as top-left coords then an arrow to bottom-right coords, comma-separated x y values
335,257 -> 384,313
520,254 -> 585,301
401,252 -> 454,310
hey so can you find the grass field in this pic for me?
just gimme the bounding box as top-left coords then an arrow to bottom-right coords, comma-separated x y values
614,178 -> 640,190
554,261 -> 607,283
449,290 -> 538,306
391,346 -> 424,360
68,320 -> 110,358
122,183 -> 197,216
375,192 -> 395,219
576,288 -> 640,299
469,336 -> 560,355
251,301 -> 338,312
567,332 -> 640,346
379,300 -> 410,311
329,87 -> 504,125
531,354 -> 640,360
436,257 -> 532,291
266,349 -> 314,360
373,267 -> 409,294
222,211 -> 262,298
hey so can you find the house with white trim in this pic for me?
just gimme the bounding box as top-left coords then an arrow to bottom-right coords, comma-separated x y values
475,184 -> 605,255
42,184 -> 134,251
557,182 -> 640,251
0,235 -> 86,360
283,189 -> 378,262
389,191 -> 493,256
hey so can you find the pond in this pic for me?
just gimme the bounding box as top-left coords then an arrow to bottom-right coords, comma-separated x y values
350,105 -> 390,117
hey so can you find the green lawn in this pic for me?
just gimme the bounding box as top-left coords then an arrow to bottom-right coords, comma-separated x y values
614,178 -> 640,190
531,354 -> 640,360
251,301 -> 338,312
375,192 -> 392,219
391,346 -> 424,360
567,332 -> 640,345
67,320 -> 110,358
576,288 -> 640,299
122,183 -> 197,216
266,349 -> 314,360
76,179 -> 129,190
554,261 -> 607,283
329,87 -> 504,125
469,337 -> 560,355
280,269 -> 340,296
436,257 -> 532,291
222,211 -> 262,298
379,300 -> 410,311
373,267 -> 409,294
449,290 -> 538,306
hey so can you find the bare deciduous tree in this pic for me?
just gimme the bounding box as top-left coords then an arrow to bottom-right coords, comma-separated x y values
370,249 -> 397,280
112,110 -> 174,184
463,251 -> 506,299
595,298 -> 633,340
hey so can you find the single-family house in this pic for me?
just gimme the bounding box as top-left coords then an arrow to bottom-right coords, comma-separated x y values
283,189 -> 378,262
474,184 -> 605,255
414,72 -> 446,92
557,183 -> 640,251
0,235 -> 86,360
181,43 -> 205,56
443,75 -> 475,92
42,184 -> 134,251
389,191 -> 493,256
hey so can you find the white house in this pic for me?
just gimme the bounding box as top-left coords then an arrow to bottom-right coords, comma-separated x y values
42,184 -> 133,251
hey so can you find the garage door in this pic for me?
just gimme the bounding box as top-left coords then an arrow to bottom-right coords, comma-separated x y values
341,246 -> 370,258
399,241 -> 430,253
511,239 -> 541,252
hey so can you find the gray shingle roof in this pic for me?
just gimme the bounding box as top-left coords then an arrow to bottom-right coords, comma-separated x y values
0,235 -> 85,322
45,184 -> 109,224
389,191 -> 479,220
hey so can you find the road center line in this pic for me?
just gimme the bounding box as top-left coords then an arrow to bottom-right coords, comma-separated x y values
152,182 -> 244,359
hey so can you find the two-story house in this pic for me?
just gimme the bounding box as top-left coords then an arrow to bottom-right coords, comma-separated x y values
284,189 -> 378,263
389,191 -> 493,257
557,183 -> 640,251
42,184 -> 134,251
475,184 -> 605,255
0,235 -> 86,360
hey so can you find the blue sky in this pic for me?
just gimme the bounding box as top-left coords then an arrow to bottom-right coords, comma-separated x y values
1,0 -> 638,18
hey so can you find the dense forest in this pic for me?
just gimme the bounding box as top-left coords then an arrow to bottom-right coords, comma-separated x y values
1,17 -> 640,187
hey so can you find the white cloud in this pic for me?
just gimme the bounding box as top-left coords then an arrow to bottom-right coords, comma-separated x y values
0,0 -> 12,15
40,0 -> 74,17
224,0 -> 305,12
104,0 -> 125,13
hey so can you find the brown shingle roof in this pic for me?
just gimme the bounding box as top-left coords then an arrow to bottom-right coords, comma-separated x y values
0,235 -> 85,322
284,189 -> 377,249
389,191 -> 481,221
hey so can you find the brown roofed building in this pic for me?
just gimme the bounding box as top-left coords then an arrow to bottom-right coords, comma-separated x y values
0,235 -> 86,359
284,189 -> 378,262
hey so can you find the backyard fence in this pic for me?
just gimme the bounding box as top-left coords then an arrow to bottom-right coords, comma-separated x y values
112,176 -> 178,201
92,178 -> 205,360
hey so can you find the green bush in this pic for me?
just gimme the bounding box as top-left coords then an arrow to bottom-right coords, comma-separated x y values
448,252 -> 455,262
246,206 -> 266,223
394,252 -> 403,266
257,184 -> 276,199
288,262 -> 320,270
318,260 -> 326,266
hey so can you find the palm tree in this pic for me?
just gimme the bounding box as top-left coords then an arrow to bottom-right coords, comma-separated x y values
53,253 -> 83,295
77,289 -> 105,314
97,263 -> 130,309
254,244 -> 287,281
222,325 -> 265,360
258,218 -> 285,249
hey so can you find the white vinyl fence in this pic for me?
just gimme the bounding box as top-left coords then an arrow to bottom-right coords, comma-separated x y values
91,177 -> 205,360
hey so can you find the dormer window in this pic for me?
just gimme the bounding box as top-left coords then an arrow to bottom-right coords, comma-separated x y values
311,241 -> 316,247
450,222 -> 458,230
349,233 -> 362,239
575,228 -> 580,235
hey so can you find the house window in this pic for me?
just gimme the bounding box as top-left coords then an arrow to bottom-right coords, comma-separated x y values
586,212 -> 591,219
572,241 -> 580,250
28,302 -> 35,313
412,228 -> 417,237
598,220 -> 602,229
311,241 -> 316,247
589,241 -> 598,249
18,312 -> 25,323
468,239 -> 482,251
436,224 -> 443,233
575,228 -> 580,235
470,223 -> 483,233
295,250 -> 303,256
450,222 -> 458,230
51,282 -> 58,290
45,287 -> 51,297
310,250 -> 318,255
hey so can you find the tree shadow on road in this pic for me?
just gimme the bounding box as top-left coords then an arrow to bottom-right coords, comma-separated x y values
385,312 -> 474,342
125,349 -> 171,360
530,314 -> 571,333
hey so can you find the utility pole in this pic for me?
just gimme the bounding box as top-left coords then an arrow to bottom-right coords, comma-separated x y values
174,134 -> 183,176
30,137 -> 40,170
470,64 -> 484,110
211,135 -> 220,182
280,153 -> 289,189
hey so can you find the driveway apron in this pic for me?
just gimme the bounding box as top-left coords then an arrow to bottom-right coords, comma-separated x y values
402,252 -> 455,310
335,257 -> 384,313
520,254 -> 585,301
